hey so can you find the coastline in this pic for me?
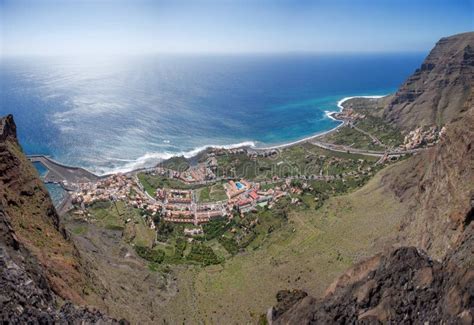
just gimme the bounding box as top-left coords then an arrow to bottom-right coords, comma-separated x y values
255,95 -> 386,151
33,95 -> 388,177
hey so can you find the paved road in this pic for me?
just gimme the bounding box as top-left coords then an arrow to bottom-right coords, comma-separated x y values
350,124 -> 386,148
310,140 -> 424,157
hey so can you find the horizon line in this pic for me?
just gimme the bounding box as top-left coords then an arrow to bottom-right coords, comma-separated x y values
0,49 -> 429,58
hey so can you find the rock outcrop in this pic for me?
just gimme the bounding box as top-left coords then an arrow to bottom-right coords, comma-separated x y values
382,99 -> 473,259
384,32 -> 474,130
270,233 -> 473,324
0,208 -> 123,323
269,32 -> 474,324
0,115 -> 123,323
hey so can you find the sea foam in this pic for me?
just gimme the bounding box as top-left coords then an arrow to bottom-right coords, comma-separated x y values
101,141 -> 256,175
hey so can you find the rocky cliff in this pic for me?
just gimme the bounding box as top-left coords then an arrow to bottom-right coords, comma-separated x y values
384,32 -> 474,130
270,233 -> 473,324
269,33 -> 474,324
271,140 -> 473,323
385,100 -> 473,259
0,115 -> 122,323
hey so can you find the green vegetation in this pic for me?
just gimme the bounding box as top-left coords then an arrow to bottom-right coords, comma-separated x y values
88,201 -> 156,247
158,165 -> 409,324
202,218 -> 235,240
138,172 -> 198,193
355,116 -> 404,147
135,245 -> 165,264
321,126 -> 385,150
71,224 -> 87,235
138,173 -> 157,196
322,97 -> 404,149
186,242 -> 222,266
218,236 -> 239,255
197,183 -> 227,203
198,186 -> 210,201
213,142 -> 378,181
159,156 -> 190,171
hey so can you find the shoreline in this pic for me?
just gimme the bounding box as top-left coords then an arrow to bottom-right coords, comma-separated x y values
248,95 -> 386,151
32,95 -> 387,177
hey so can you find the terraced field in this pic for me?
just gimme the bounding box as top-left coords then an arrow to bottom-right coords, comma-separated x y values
157,163 -> 408,323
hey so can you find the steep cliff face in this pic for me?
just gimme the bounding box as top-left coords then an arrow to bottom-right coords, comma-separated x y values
269,33 -> 474,324
271,233 -> 473,324
0,207 -> 122,323
383,101 -> 473,259
0,115 -> 121,322
383,32 -> 474,130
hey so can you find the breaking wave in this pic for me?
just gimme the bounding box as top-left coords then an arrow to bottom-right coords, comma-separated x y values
324,95 -> 386,121
100,141 -> 256,175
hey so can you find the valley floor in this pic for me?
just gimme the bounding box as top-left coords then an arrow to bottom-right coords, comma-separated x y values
156,163 -> 408,324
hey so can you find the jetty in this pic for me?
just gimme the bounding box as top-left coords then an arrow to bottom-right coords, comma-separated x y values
28,155 -> 101,185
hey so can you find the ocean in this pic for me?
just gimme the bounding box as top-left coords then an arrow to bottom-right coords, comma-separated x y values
0,53 -> 424,175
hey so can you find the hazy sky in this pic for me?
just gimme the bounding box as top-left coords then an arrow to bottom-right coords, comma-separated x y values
1,0 -> 473,56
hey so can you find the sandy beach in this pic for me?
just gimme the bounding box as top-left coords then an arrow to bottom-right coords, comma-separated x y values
254,95 -> 386,151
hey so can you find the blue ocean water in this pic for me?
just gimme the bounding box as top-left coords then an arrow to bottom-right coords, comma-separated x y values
0,53 -> 424,175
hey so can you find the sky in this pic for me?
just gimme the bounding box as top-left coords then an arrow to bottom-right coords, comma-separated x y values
0,0 -> 473,56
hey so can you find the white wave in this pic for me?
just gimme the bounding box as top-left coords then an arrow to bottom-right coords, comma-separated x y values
323,95 -> 387,121
261,94 -> 387,151
99,141 -> 256,175
324,110 -> 338,121
336,95 -> 386,110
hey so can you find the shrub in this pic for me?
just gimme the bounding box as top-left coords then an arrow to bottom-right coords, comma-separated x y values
186,243 -> 222,266
135,246 -> 165,264
218,236 -> 239,255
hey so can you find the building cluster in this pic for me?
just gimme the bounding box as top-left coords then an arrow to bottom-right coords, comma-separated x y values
157,188 -> 228,225
71,173 -> 136,206
177,156 -> 218,183
143,157 -> 218,184
333,107 -> 366,122
208,147 -> 247,156
225,179 -> 286,214
402,126 -> 446,150
246,149 -> 280,160
157,178 -> 289,225
72,169 -> 290,236
71,173 -> 163,219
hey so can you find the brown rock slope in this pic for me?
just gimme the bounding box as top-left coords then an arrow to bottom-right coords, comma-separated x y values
271,233 -> 473,324
269,33 -> 474,324
0,115 -> 122,322
270,115 -> 474,322
385,101 -> 473,259
384,32 -> 474,130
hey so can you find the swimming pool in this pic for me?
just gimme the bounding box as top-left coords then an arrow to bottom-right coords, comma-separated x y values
33,161 -> 48,178
236,182 -> 245,190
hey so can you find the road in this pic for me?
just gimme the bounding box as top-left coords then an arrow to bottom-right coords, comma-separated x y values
350,124 -> 385,148
309,140 -> 424,157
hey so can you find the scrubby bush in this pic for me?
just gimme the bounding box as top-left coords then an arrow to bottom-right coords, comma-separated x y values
135,246 -> 165,264
218,236 -> 239,255
202,218 -> 234,240
186,243 -> 222,266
